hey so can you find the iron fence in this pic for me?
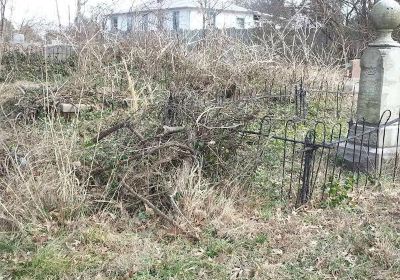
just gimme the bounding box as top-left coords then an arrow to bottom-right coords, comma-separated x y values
273,109 -> 400,207
212,79 -> 355,123
212,81 -> 396,208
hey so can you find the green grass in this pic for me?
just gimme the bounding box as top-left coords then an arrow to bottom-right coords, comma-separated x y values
16,245 -> 72,279
133,256 -> 225,280
1,195 -> 399,279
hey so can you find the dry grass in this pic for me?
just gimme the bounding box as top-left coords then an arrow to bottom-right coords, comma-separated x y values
0,29 -> 396,279
1,186 -> 398,279
0,118 -> 86,228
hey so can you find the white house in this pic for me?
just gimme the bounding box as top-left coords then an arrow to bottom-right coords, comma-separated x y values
105,0 -> 261,33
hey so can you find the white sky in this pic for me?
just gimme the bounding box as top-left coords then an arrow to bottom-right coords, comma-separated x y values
7,0 -> 137,26
7,0 -> 278,27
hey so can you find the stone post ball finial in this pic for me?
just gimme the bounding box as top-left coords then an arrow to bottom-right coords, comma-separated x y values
371,0 -> 400,30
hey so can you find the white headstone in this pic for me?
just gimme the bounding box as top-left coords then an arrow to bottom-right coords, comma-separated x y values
11,33 -> 25,44
341,0 -> 400,168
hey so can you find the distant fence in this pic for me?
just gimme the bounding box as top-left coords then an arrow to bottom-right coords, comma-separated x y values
0,44 -> 75,61
0,44 -> 76,81
108,26 -> 346,49
106,28 -> 263,46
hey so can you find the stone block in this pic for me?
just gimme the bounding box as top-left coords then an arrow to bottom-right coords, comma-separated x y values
58,103 -> 90,114
338,141 -> 398,171
11,33 -> 25,45
350,59 -> 361,80
357,46 -> 400,124
347,123 -> 400,148
343,79 -> 359,94
343,0 -> 400,168
45,44 -> 74,61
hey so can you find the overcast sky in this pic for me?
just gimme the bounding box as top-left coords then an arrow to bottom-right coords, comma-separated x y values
7,0 -> 286,27
7,0 -> 136,26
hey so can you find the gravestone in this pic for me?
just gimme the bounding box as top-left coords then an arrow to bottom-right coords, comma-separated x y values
11,33 -> 25,45
45,41 -> 74,61
341,0 -> 400,168
351,59 -> 361,80
344,59 -> 361,93
58,103 -> 91,114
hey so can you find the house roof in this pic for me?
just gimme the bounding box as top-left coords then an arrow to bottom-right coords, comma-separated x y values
113,0 -> 254,14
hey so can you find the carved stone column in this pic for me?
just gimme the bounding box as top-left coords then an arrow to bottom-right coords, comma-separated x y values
342,0 -> 400,168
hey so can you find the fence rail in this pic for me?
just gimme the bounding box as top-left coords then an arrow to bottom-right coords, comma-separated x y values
209,81 -> 396,208
273,109 -> 400,208
0,43 -> 75,61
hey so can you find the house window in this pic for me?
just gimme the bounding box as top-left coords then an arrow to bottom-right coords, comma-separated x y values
141,14 -> 149,31
253,14 -> 261,27
157,16 -> 164,30
127,16 -> 133,32
206,11 -> 216,28
237,17 -> 245,29
112,16 -> 118,30
172,11 -> 180,31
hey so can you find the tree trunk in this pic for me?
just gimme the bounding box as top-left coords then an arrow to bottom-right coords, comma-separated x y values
0,0 -> 7,40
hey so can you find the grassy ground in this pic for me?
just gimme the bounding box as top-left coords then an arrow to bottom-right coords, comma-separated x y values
1,185 -> 399,279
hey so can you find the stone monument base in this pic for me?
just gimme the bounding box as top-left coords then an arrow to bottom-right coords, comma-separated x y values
337,123 -> 399,171
338,142 -> 398,171
346,123 -> 399,147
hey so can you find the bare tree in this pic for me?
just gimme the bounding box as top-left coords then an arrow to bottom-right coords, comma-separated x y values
238,0 -> 288,17
0,0 -> 8,39
75,0 -> 89,29
55,0 -> 62,31
18,18 -> 45,43
198,0 -> 231,30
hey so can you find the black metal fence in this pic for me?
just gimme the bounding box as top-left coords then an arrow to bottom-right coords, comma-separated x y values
213,81 -> 397,208
273,109 -> 400,208
307,81 -> 358,121
212,79 -> 355,123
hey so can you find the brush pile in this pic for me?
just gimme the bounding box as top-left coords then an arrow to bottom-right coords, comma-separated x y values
0,31 -> 344,232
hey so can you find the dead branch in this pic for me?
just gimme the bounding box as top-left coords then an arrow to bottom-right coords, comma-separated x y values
90,141 -> 195,175
121,179 -> 200,242
92,120 -> 144,144
196,106 -> 244,130
126,123 -> 145,141
139,141 -> 195,157
139,126 -> 187,143
162,125 -> 186,136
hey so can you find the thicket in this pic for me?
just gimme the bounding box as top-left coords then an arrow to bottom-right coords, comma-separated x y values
0,28 -> 344,238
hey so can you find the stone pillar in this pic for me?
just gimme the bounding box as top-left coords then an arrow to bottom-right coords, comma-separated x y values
350,59 -> 361,80
342,0 -> 400,168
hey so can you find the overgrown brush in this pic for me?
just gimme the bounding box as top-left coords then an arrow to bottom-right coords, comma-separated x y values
0,28 -> 345,235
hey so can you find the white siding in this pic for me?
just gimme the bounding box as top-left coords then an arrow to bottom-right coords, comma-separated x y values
190,10 -> 256,30
163,9 -> 191,30
106,14 -> 131,32
106,8 -> 256,32
131,13 -> 160,31
215,12 -> 255,29
189,10 -> 204,30
180,10 -> 191,30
